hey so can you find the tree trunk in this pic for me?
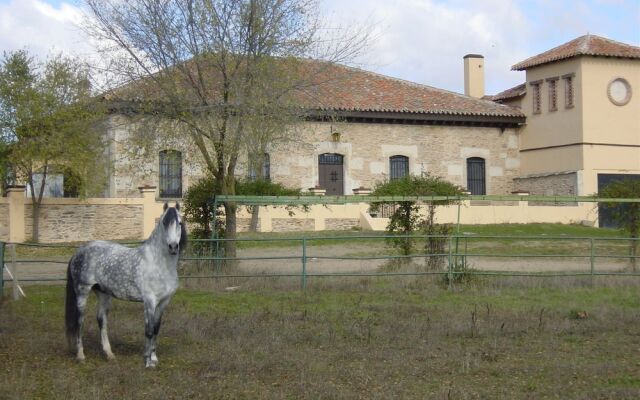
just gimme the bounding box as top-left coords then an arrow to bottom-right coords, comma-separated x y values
249,205 -> 260,232
224,201 -> 238,268
32,203 -> 40,243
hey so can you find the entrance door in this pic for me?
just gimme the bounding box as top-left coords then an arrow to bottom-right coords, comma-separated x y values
319,153 -> 344,195
598,174 -> 640,228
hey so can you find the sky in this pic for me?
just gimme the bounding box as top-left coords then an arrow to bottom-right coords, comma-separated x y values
0,0 -> 638,95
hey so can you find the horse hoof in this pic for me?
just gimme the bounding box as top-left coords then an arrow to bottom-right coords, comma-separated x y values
76,356 -> 86,363
106,353 -> 116,361
145,359 -> 158,368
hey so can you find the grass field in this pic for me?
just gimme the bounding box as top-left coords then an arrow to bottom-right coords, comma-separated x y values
1,277 -> 640,399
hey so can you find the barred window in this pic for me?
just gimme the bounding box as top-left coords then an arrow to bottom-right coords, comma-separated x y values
530,81 -> 542,114
159,150 -> 182,198
547,78 -> 558,111
564,74 -> 575,108
466,157 -> 486,195
389,155 -> 409,180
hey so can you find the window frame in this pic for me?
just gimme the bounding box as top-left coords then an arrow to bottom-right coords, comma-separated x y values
563,73 -> 575,109
529,80 -> 543,114
546,77 -> 559,112
466,157 -> 486,195
389,155 -> 409,180
159,150 -> 183,198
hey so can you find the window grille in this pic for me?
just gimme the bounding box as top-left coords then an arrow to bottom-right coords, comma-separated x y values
159,150 -> 182,198
466,157 -> 486,195
389,155 -> 409,180
564,75 -> 574,108
547,78 -> 558,111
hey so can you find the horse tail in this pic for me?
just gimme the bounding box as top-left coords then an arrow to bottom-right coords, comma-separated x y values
65,257 -> 79,349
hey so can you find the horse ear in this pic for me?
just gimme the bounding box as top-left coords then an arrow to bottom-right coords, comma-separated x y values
163,202 -> 168,211
175,202 -> 181,211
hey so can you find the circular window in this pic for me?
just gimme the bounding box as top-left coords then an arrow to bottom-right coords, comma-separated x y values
607,78 -> 632,106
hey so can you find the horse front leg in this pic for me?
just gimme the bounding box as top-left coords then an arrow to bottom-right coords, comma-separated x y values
149,297 -> 172,366
143,300 -> 158,368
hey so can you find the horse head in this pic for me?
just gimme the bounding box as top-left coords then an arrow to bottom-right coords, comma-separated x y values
162,202 -> 187,255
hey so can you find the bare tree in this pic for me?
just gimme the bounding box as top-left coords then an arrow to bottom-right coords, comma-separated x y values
82,0 -> 369,257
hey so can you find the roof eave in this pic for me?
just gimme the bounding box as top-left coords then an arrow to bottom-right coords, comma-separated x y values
304,109 -> 525,128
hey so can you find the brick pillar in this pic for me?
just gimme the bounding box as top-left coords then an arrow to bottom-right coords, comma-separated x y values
139,186 -> 158,238
7,186 -> 26,243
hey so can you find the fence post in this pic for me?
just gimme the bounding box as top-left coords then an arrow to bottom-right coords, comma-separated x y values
301,237 -> 307,290
0,242 -> 4,297
10,244 -> 20,300
447,235 -> 453,291
590,238 -> 595,287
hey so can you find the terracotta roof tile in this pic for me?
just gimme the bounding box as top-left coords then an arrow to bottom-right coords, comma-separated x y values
487,83 -> 526,102
105,58 -> 524,119
512,34 -> 640,71
295,63 -> 523,118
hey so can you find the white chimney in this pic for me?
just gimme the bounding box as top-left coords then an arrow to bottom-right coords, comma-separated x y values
464,54 -> 484,98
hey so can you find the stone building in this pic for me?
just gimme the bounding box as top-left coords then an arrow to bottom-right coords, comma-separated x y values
104,34 -> 639,200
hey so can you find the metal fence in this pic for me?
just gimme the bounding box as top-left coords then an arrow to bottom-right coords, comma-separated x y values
3,233 -> 639,295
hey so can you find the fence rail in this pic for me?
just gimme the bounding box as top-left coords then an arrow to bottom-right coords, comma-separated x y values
2,233 -> 639,294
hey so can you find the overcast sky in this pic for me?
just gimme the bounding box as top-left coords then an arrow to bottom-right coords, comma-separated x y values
1,0 -> 639,95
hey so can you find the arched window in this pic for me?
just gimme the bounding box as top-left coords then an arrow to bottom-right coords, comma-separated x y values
389,155 -> 409,180
466,157 -> 486,195
159,150 -> 182,198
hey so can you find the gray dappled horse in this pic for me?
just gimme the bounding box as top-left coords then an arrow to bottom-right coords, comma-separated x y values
65,203 -> 187,367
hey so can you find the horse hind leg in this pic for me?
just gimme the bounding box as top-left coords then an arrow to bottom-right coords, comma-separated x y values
95,289 -> 116,360
73,285 -> 92,362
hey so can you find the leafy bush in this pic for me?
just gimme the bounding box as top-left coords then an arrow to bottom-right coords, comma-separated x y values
598,177 -> 640,270
183,176 -> 304,239
370,174 -> 463,258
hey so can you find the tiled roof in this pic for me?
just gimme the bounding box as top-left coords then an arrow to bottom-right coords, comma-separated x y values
105,59 -> 524,119
294,63 -> 524,118
512,34 -> 640,71
487,83 -> 526,102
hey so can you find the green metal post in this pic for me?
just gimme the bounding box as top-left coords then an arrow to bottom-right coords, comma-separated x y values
211,196 -> 220,274
590,238 -> 595,287
0,242 -> 4,297
447,235 -> 453,291
301,237 -> 307,290
454,200 -> 462,267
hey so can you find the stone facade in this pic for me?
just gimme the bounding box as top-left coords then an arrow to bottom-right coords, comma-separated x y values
513,172 -> 578,196
23,204 -> 144,243
270,122 -> 521,195
107,118 -> 522,198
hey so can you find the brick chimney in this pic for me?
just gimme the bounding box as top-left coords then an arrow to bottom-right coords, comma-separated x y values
464,54 -> 484,98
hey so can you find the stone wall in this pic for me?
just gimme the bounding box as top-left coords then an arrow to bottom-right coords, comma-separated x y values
236,218 -> 261,232
272,122 -> 520,195
0,203 -> 8,241
513,172 -> 579,206
271,218 -> 315,232
108,117 -> 522,197
513,172 -> 577,196
325,218 -> 360,231
24,204 -> 144,243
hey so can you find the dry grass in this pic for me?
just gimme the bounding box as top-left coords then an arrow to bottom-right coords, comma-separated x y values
1,277 -> 640,399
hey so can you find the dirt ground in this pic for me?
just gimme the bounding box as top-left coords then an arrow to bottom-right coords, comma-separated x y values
3,242 -> 630,286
